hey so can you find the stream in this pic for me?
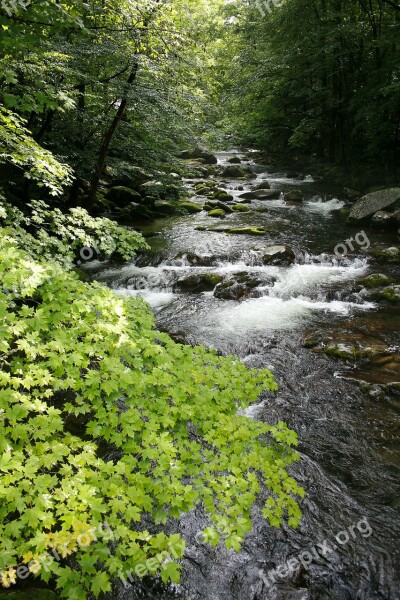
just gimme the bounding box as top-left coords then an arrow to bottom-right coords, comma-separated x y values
89,151 -> 400,600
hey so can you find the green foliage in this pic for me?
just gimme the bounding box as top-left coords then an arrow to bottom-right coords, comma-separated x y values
212,0 -> 400,168
0,222 -> 303,598
0,108 -> 72,196
0,197 -> 148,267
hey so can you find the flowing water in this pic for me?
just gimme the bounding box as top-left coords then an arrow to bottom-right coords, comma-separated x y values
91,151 -> 400,600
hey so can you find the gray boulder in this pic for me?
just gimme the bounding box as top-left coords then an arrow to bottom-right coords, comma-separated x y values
239,190 -> 281,200
179,147 -> 218,165
221,165 -> 246,178
106,186 -> 143,206
348,188 -> 400,221
175,273 -> 223,293
263,245 -> 296,266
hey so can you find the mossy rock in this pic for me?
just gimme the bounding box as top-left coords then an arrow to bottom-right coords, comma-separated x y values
232,204 -> 250,212
106,186 -> 143,206
255,207 -> 269,213
195,186 -> 211,196
180,201 -> 203,213
216,192 -> 234,202
369,247 -> 400,264
153,200 -> 179,216
208,209 -> 226,218
369,285 -> 400,303
358,273 -> 395,289
253,181 -> 271,190
284,189 -> 304,202
227,227 -> 266,236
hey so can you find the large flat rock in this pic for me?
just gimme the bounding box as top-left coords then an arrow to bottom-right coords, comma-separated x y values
349,188 -> 400,221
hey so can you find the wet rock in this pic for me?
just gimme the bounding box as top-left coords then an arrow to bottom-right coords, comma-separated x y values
348,187 -> 400,221
303,331 -> 390,360
263,245 -> 296,266
179,147 -> 218,164
214,273 -> 262,300
175,273 -> 223,293
369,246 -> 400,264
252,181 -> 271,190
153,200 -> 178,216
180,201 -> 203,213
284,189 -> 304,202
208,209 -> 225,218
174,252 -> 214,266
204,201 -> 233,214
239,190 -> 281,200
226,227 -> 267,236
368,285 -> 400,303
215,191 -> 234,202
339,354 -> 400,386
221,165 -> 247,178
106,186 -> 143,206
232,204 -> 251,212
371,210 -> 396,228
228,156 -> 241,164
358,273 -> 395,288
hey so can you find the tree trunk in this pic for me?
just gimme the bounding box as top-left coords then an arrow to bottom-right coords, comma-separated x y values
86,60 -> 139,210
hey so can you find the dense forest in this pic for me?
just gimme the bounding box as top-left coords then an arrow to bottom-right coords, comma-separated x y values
0,0 -> 399,599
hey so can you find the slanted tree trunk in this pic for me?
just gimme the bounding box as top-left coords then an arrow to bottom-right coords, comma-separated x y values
87,60 -> 139,210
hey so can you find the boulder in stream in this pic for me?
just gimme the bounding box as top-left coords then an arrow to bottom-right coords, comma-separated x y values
179,147 -> 218,164
348,187 -> 400,222
214,273 -> 262,300
228,156 -> 241,164
284,189 -> 304,202
252,181 -> 271,190
208,208 -> 226,218
239,190 -> 282,200
369,246 -> 400,264
221,165 -> 247,178
263,245 -> 296,265
175,273 -> 223,293
358,273 -> 395,289
180,201 -> 203,213
368,285 -> 400,303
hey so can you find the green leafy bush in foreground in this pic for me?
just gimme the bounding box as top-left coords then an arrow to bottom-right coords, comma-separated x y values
0,213 -> 304,599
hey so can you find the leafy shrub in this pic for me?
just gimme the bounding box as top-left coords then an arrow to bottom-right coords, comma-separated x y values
0,220 -> 303,599
0,197 -> 148,267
